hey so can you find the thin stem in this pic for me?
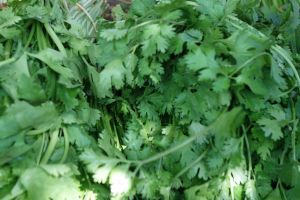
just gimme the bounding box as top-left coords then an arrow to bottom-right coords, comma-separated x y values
290,97 -> 298,161
60,127 -> 70,163
140,130 -> 208,165
25,23 -> 36,49
278,84 -> 297,97
129,19 -> 160,32
133,163 -> 143,176
279,140 -> 289,165
62,0 -> 69,11
41,129 -> 60,164
229,52 -> 269,77
243,125 -> 252,179
278,181 -> 288,200
230,174 -> 235,200
36,23 -> 47,50
291,119 -> 298,161
76,3 -> 97,33
272,46 -> 300,87
175,150 -> 207,178
44,23 -> 67,56
0,57 -> 17,68
4,40 -> 12,59
36,133 -> 46,164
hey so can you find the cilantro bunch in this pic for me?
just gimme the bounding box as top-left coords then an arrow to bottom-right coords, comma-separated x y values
0,0 -> 300,199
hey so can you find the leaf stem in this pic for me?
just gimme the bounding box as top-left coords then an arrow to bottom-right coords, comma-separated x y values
4,40 -> 12,59
174,150 -> 207,178
230,174 -> 235,200
229,52 -> 269,77
242,125 -> 252,179
278,181 -> 288,200
44,23 -> 67,56
0,57 -> 17,68
41,129 -> 60,164
25,23 -> 36,49
290,97 -> 298,161
140,130 -> 209,165
75,3 -> 97,33
36,133 -> 46,165
60,127 -> 70,163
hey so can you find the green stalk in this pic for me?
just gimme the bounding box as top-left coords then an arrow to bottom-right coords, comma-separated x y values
279,140 -> 289,165
243,125 -> 253,179
278,181 -> 288,200
272,47 -> 300,86
133,126 -> 210,174
44,23 -> 67,56
0,57 -> 17,68
174,150 -> 207,178
60,127 -> 70,163
102,112 -> 122,150
230,173 -> 235,200
41,129 -> 60,164
290,98 -> 298,161
46,70 -> 57,100
24,23 -> 36,49
4,40 -> 12,59
36,133 -> 46,164
112,121 -> 122,150
229,52 -> 269,77
140,130 -> 209,165
291,120 -> 298,161
75,2 -> 97,33
36,23 -> 48,50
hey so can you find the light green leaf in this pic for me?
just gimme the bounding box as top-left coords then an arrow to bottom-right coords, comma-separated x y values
97,59 -> 126,98
28,49 -> 74,79
257,118 -> 283,141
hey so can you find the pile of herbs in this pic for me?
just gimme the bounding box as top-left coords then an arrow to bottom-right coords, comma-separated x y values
0,0 -> 300,199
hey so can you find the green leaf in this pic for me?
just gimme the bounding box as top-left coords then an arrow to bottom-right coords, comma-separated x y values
40,164 -> 72,177
265,188 -> 282,200
0,101 -> 59,139
80,148 -> 121,184
184,48 -> 208,71
0,8 -> 21,29
109,165 -> 132,196
213,107 -> 245,147
67,125 -> 92,148
245,179 -> 259,200
142,24 -> 175,56
19,167 -> 81,200
100,29 -> 128,41
229,167 -> 247,185
257,118 -> 283,141
17,75 -> 46,103
96,59 -> 126,98
28,49 -> 74,79
225,30 -> 270,64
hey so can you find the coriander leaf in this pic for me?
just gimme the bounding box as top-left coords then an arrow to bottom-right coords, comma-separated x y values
0,8 -> 21,29
109,165 -> 132,196
0,101 -> 59,139
257,118 -> 283,141
19,167 -> 81,200
28,49 -> 74,79
97,59 -> 126,98
100,28 -> 128,41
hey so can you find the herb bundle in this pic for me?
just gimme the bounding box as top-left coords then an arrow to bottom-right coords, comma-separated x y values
0,0 -> 300,199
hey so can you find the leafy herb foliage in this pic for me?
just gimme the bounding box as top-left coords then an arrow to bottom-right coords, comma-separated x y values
0,0 -> 300,199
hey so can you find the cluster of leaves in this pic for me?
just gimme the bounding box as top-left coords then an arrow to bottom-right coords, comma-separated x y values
0,0 -> 300,199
